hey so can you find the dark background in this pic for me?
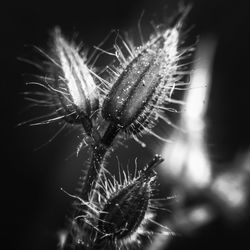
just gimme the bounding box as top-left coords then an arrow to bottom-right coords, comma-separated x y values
3,0 -> 250,250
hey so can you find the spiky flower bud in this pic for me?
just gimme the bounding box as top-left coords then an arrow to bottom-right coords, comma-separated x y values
99,176 -> 150,239
102,23 -> 185,135
64,156 -> 164,249
50,28 -> 99,131
95,155 -> 164,247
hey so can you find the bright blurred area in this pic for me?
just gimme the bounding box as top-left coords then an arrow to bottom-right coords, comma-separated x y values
155,29 -> 250,249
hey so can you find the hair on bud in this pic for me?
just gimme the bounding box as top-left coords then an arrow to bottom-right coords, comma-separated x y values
49,28 -> 99,133
65,155 -> 173,249
101,12 -> 192,142
20,27 -> 101,139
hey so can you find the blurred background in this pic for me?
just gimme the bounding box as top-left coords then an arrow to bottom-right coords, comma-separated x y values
3,0 -> 250,249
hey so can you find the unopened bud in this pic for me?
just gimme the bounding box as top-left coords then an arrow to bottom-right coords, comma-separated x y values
97,155 -> 163,245
99,177 -> 150,240
50,28 -> 99,130
102,26 -> 182,135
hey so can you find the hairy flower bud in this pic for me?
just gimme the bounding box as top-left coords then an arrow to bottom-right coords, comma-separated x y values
99,177 -> 150,239
95,155 -> 164,247
102,24 -> 186,136
62,155 -> 172,249
50,28 -> 99,130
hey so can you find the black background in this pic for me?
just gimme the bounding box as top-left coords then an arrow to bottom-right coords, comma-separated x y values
3,0 -> 250,250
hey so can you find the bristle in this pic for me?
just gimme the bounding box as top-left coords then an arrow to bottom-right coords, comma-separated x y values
101,19 -> 192,144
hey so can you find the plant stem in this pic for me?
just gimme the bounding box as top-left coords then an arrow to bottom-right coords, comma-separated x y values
80,122 -> 120,202
64,122 -> 120,249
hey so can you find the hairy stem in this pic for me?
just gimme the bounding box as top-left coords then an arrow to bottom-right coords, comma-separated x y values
65,123 -> 120,249
81,122 -> 120,202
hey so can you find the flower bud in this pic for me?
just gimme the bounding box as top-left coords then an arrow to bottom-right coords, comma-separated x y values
50,28 -> 99,130
98,177 -> 151,240
65,156 -> 165,248
96,155 -> 163,246
102,25 -> 183,135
